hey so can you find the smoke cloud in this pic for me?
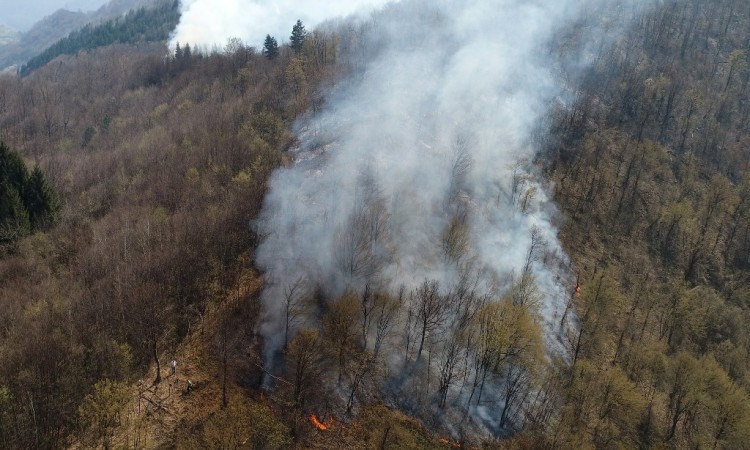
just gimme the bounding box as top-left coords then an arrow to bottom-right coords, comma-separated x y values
258,0 -> 571,352
252,0 -> 652,436
170,0 -> 393,49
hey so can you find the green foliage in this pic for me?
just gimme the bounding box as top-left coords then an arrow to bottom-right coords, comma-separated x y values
263,34 -> 280,60
0,141 -> 28,188
562,360 -> 646,448
200,399 -> 293,450
0,182 -> 30,242
323,292 -> 361,383
471,299 -> 544,372
23,166 -> 60,230
545,1 -> 750,447
0,142 -> 58,244
356,404 -> 442,450
285,328 -> 326,407
250,110 -> 287,149
290,20 -> 307,54
81,126 -> 96,148
78,379 -> 131,449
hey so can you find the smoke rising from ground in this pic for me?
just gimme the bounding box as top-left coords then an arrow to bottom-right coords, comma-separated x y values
259,0 -> 570,349
170,0 -> 392,49
253,0 -> 651,436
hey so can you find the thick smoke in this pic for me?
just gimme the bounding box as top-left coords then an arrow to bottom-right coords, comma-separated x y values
252,0 -> 651,437
170,0 -> 392,49
258,0 -> 571,352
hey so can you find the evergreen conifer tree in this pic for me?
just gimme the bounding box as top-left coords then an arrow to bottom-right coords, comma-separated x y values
290,20 -> 307,54
263,34 -> 279,60
0,142 -> 28,191
23,166 -> 60,229
0,142 -> 60,242
0,182 -> 30,242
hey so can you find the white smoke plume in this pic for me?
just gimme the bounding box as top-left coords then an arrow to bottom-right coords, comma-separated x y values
252,0 -> 653,437
170,0 -> 393,49
259,0 -> 571,349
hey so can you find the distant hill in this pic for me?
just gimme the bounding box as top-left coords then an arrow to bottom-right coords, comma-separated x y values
20,0 -> 180,76
3,0 -> 109,31
0,24 -> 19,46
0,0 -> 159,71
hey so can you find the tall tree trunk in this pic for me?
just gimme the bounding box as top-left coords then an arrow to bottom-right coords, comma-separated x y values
152,338 -> 161,384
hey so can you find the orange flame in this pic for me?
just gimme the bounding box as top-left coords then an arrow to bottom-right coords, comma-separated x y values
439,438 -> 461,448
309,414 -> 333,431
259,392 -> 266,403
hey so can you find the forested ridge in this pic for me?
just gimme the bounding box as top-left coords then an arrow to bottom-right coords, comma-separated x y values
19,0 -> 180,76
0,0 -> 163,72
1,0 -> 750,448
539,0 -> 750,447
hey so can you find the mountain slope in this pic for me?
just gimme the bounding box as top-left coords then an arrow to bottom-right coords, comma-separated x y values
20,0 -> 180,76
0,0 -> 160,70
0,0 -> 750,448
0,24 -> 18,46
531,0 -> 750,447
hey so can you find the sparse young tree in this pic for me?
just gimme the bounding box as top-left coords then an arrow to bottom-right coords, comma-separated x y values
411,280 -> 448,364
334,170 -> 390,283
201,399 -> 292,450
285,328 -> 325,407
345,352 -> 374,415
562,361 -> 646,448
437,332 -> 463,409
323,291 -> 360,383
466,298 -> 542,407
282,276 -> 309,350
372,289 -> 402,360
78,379 -> 131,450
665,352 -> 704,442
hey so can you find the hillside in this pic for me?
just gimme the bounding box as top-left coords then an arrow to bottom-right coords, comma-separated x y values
534,0 -> 750,447
0,24 -> 18,46
0,0 -> 159,71
1,0 -> 750,449
20,0 -> 180,76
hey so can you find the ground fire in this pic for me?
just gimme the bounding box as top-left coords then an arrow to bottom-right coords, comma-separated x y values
309,414 -> 334,431
439,437 -> 461,448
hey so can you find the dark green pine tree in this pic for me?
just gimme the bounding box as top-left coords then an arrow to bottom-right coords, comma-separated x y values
263,34 -> 279,60
22,166 -> 60,230
290,20 -> 307,54
0,142 -> 60,243
0,182 -> 30,243
0,141 -> 29,192
174,42 -> 183,60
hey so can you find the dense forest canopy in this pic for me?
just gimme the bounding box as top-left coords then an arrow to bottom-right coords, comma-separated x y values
0,142 -> 59,244
0,0 -> 749,448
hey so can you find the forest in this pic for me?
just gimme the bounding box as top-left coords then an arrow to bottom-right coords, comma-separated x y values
0,0 -> 749,448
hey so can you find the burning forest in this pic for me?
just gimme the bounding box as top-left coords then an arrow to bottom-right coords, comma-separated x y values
5,0 -> 750,446
249,0 -> 651,440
